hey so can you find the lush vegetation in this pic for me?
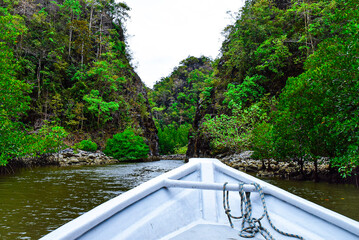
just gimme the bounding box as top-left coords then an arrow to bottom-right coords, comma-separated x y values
104,129 -> 149,161
1,0 -> 357,178
199,0 -> 359,178
149,0 -> 358,179
0,6 -> 68,165
157,123 -> 191,154
0,0 -> 156,165
149,56 -> 213,154
150,56 -> 213,126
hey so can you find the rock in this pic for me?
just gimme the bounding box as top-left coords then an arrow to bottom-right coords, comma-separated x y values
159,155 -> 186,160
77,157 -> 87,162
239,151 -> 254,159
50,150 -> 120,167
257,171 -> 274,178
68,157 -> 79,164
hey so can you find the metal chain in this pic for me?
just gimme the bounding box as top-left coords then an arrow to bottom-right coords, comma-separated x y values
223,182 -> 304,240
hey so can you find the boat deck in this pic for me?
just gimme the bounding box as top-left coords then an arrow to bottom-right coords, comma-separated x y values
163,222 -> 258,240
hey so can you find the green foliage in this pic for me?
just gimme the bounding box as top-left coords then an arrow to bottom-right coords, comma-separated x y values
190,0 -> 359,178
1,0 -> 135,133
60,0 -> 82,18
157,124 -> 191,155
255,35 -> 292,75
251,121 -> 274,160
76,139 -> 98,152
104,129 -> 149,161
28,124 -> 68,155
0,8 -> 30,117
0,8 -> 30,165
0,120 -> 28,166
175,145 -> 188,155
0,0 -> 153,165
203,96 -> 274,154
271,0 -> 359,176
83,90 -> 120,127
332,145 -> 359,178
0,9 -> 68,165
150,56 -> 213,127
0,121 -> 68,166
224,75 -> 265,109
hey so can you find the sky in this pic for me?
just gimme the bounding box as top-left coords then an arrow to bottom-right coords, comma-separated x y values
122,0 -> 245,88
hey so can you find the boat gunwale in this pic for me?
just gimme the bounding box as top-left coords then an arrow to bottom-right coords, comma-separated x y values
212,161 -> 359,236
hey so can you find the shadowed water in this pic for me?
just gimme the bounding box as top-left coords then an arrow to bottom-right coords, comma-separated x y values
0,160 -> 358,239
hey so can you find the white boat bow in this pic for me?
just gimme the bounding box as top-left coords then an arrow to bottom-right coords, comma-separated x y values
40,158 -> 359,240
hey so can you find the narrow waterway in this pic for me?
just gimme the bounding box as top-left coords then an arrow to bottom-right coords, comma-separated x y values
0,160 -> 358,239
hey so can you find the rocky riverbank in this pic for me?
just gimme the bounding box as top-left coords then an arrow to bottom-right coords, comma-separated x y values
159,154 -> 186,160
217,151 -> 353,184
49,148 -> 118,167
0,148 -> 166,175
0,149 -> 118,175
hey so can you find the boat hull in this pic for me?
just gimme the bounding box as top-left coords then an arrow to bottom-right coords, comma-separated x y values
41,158 -> 359,240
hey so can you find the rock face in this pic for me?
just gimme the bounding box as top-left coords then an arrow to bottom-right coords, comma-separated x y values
186,95 -> 215,158
134,77 -> 159,158
125,68 -> 159,158
49,149 -> 117,166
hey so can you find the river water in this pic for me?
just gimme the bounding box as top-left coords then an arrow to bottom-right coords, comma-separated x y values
0,160 -> 358,239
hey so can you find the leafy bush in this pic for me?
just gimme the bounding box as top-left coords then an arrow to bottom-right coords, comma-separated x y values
251,121 -> 274,160
25,123 -> 68,158
77,139 -> 97,152
175,145 -> 188,155
157,124 -> 191,154
202,96 -> 275,154
223,75 -> 265,110
104,129 -> 149,161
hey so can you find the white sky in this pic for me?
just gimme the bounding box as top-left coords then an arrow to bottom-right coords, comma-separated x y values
122,0 -> 245,88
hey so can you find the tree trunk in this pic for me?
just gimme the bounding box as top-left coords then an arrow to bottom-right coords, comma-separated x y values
314,158 -> 318,182
302,0 -> 314,56
68,11 -> 74,57
97,12 -> 103,59
37,57 -> 41,99
44,89 -> 48,120
299,158 -> 304,176
267,160 -> 272,171
81,42 -> 84,66
97,105 -> 101,128
89,2 -> 94,31
261,160 -> 266,170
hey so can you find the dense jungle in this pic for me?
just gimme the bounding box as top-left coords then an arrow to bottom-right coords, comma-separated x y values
1,0 -> 358,183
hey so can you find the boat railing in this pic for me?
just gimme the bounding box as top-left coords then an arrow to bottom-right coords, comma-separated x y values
163,179 -> 266,193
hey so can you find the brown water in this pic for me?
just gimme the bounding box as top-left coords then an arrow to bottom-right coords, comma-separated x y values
257,176 -> 359,221
0,160 -> 358,239
0,160 -> 184,239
